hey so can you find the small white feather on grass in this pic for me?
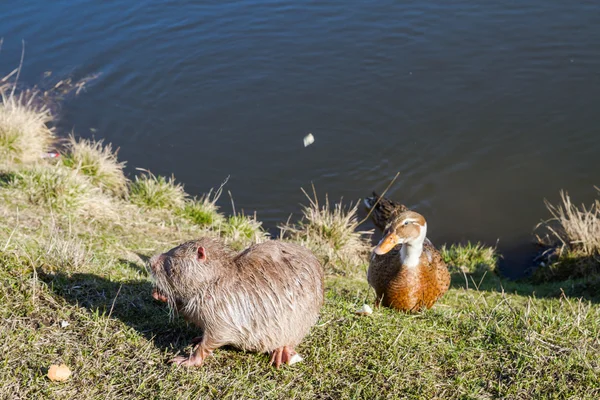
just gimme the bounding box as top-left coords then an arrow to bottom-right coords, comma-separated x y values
355,304 -> 373,316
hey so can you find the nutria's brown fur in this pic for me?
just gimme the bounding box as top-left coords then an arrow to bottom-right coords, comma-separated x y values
149,237 -> 324,368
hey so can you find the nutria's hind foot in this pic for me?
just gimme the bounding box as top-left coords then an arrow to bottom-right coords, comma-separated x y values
269,346 -> 303,368
169,343 -> 213,368
170,354 -> 204,367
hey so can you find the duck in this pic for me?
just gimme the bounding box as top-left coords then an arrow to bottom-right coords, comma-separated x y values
364,193 -> 450,312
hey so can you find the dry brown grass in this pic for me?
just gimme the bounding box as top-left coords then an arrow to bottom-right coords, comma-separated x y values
0,90 -> 54,164
538,190 -> 600,257
279,186 -> 372,277
534,189 -> 600,281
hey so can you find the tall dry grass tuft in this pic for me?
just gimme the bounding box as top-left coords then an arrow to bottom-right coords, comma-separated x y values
538,190 -> 600,257
279,187 -> 372,276
534,189 -> 600,281
0,89 -> 54,164
62,135 -> 127,197
129,171 -> 187,210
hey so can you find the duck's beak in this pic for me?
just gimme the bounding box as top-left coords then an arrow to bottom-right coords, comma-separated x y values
373,233 -> 400,255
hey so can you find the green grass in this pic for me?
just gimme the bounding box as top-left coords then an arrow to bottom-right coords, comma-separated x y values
1,75 -> 599,399
178,186 -> 226,229
180,199 -> 224,227
1,232 -> 599,399
0,164 -> 114,216
441,241 -> 498,275
62,135 -> 127,197
221,213 -> 269,249
129,172 -> 187,210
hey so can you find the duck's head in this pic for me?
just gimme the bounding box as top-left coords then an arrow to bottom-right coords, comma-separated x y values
373,210 -> 427,255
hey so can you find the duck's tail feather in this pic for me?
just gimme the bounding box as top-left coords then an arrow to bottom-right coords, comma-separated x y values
363,191 -> 381,211
363,192 -> 408,232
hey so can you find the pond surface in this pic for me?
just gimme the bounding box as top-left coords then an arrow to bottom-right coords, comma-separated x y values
2,0 -> 599,276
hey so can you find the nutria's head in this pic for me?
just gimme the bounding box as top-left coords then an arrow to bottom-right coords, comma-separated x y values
373,211 -> 427,255
149,238 -> 232,307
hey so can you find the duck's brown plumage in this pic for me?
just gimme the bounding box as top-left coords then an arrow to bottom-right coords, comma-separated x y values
365,198 -> 450,312
368,238 -> 450,311
363,191 -> 409,232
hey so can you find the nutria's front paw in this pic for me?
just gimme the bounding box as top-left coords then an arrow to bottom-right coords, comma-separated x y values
169,355 -> 204,367
269,346 -> 303,368
151,288 -> 168,303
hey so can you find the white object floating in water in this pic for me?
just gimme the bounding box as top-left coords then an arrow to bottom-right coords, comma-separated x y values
355,304 -> 373,316
289,353 -> 304,365
303,133 -> 315,147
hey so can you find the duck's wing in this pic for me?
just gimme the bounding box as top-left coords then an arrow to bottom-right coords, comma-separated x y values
423,240 -> 451,296
367,245 -> 402,295
363,192 -> 409,232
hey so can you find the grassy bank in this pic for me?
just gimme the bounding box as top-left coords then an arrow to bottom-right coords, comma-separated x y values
533,190 -> 600,287
1,79 -> 599,399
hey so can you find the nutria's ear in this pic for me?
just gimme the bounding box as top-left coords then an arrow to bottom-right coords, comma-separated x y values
197,246 -> 207,261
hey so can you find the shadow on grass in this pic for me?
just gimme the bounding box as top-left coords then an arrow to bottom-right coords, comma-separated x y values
39,270 -> 201,353
38,263 -> 599,362
0,171 -> 17,186
448,268 -> 600,304
118,257 -> 149,276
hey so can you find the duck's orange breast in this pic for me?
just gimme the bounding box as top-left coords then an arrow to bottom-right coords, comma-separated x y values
375,251 -> 449,312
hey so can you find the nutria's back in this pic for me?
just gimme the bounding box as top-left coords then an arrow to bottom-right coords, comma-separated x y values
151,238 -> 324,354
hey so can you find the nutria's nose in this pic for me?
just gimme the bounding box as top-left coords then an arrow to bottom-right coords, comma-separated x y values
149,254 -> 165,272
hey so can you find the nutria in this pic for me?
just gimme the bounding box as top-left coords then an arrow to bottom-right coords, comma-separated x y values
149,237 -> 324,368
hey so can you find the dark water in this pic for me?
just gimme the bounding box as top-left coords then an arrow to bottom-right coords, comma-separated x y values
2,1 -> 600,277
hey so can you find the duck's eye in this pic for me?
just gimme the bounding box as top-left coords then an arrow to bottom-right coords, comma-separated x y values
403,220 -> 409,226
